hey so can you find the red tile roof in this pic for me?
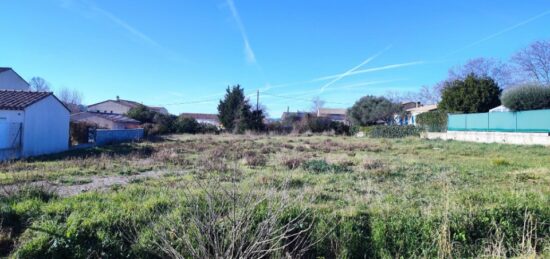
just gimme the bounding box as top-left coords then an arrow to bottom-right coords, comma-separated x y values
71,111 -> 140,124
0,90 -> 52,110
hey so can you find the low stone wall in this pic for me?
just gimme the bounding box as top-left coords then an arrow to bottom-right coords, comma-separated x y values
423,131 -> 550,146
95,129 -> 144,146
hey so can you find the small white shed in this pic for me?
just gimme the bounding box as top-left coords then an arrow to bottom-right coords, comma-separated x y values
0,90 -> 70,160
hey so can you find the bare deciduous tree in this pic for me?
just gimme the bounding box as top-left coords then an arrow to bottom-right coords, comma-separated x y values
384,85 -> 441,105
311,96 -> 325,114
29,77 -> 51,92
512,40 -> 550,85
57,87 -> 84,113
448,57 -> 515,89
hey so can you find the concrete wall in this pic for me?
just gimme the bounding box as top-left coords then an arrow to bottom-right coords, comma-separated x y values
88,101 -> 131,114
0,70 -> 30,90
423,131 -> 550,146
95,128 -> 144,146
22,95 -> 70,157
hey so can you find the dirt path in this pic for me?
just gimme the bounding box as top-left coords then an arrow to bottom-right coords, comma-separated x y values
1,170 -> 182,197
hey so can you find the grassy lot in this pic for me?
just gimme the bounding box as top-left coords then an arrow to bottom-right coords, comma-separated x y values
1,134 -> 549,258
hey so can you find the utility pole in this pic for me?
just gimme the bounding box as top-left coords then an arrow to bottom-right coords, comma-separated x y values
256,89 -> 259,111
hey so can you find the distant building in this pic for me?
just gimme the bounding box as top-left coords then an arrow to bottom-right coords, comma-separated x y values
396,103 -> 438,125
401,101 -> 422,110
489,105 -> 510,112
88,96 -> 169,115
0,67 -> 30,91
71,111 -> 141,130
317,108 -> 348,123
179,113 -> 220,127
0,90 -> 70,160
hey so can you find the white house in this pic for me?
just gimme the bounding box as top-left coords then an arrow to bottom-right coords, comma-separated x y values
0,67 -> 30,90
0,90 -> 70,160
88,96 -> 169,115
395,103 -> 438,125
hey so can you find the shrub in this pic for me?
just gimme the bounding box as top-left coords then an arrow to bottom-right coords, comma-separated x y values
439,73 -> 502,113
348,96 -> 402,126
369,125 -> 422,138
244,152 -> 268,168
416,110 -> 448,132
363,159 -> 384,170
174,117 -> 200,134
281,157 -> 305,170
501,84 -> 550,111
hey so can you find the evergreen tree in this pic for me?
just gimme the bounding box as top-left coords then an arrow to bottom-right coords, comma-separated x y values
439,73 -> 502,113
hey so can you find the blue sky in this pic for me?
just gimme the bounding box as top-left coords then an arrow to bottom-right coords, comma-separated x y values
1,0 -> 549,117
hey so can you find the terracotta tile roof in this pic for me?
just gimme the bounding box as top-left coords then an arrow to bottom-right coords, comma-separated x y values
71,111 -> 140,124
0,90 -> 52,110
318,108 -> 347,116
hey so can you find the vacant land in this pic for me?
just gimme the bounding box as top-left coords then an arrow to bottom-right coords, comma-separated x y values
1,135 -> 549,258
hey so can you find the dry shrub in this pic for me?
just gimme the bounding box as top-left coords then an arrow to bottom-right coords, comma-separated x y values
282,143 -> 294,150
295,145 -> 307,152
363,158 -> 384,170
244,152 -> 268,168
281,157 -> 305,170
337,159 -> 356,168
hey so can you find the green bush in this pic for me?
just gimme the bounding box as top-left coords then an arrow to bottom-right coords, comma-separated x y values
369,125 -> 422,138
439,74 -> 502,113
416,110 -> 448,132
174,117 -> 200,134
348,95 -> 403,126
501,84 -> 550,111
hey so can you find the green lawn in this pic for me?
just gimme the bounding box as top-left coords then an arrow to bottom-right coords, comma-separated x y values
1,135 -> 549,258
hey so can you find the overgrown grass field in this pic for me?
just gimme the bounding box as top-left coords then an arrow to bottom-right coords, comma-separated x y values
1,134 -> 549,258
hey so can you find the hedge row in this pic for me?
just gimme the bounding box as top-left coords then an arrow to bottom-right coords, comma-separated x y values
368,125 -> 422,138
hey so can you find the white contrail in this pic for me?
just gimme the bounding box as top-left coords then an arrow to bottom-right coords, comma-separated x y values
319,45 -> 391,93
444,9 -> 550,58
262,79 -> 405,100
315,61 -> 426,81
90,6 -> 162,48
226,0 -> 256,63
264,60 -> 425,92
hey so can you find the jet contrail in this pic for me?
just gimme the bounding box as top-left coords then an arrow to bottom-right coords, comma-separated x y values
444,9 -> 550,58
315,61 -> 426,81
226,0 -> 256,63
319,45 -> 392,93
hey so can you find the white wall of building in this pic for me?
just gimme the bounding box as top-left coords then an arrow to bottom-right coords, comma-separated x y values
88,101 -> 131,114
0,70 -> 30,90
22,95 -> 70,157
0,110 -> 24,160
